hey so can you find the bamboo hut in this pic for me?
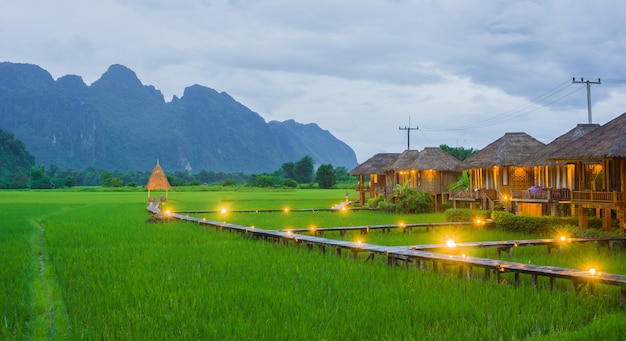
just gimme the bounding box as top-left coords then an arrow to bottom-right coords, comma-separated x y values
451,132 -> 545,211
550,112 -> 626,231
348,153 -> 400,205
384,148 -> 462,210
511,124 -> 599,216
146,160 -> 171,202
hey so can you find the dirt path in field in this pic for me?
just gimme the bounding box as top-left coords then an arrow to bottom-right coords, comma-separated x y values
31,220 -> 69,339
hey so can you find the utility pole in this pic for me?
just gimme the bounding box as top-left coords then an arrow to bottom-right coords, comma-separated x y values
399,117 -> 418,150
572,77 -> 601,124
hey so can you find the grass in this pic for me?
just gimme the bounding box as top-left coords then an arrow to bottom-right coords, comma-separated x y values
1,189 -> 626,340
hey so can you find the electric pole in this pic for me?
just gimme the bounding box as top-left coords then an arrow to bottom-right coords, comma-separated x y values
572,77 -> 601,124
399,117 -> 418,150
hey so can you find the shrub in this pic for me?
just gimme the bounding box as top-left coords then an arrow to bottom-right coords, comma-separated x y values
445,209 -> 491,222
491,211 -> 606,235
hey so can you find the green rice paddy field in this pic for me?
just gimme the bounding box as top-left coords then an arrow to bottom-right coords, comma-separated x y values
2,189 -> 626,340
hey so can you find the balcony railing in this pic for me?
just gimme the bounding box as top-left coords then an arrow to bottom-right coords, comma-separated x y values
449,190 -> 480,200
510,188 -> 570,202
571,190 -> 623,204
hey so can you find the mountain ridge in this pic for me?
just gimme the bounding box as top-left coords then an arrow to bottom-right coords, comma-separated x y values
0,62 -> 358,173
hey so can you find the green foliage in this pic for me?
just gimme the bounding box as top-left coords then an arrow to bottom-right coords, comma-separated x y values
491,211 -> 606,235
281,178 -> 299,188
315,164 -> 335,188
376,184 -> 434,213
445,208 -> 491,222
294,155 -> 315,184
0,129 -> 35,188
448,169 -> 470,191
439,144 -> 478,161
29,166 -> 52,189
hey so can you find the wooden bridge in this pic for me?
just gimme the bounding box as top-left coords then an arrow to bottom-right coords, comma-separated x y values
148,202 -> 626,306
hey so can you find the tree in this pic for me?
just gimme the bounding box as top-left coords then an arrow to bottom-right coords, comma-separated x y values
29,166 -> 52,189
0,129 -> 35,188
440,144 -> 478,161
294,156 -> 314,184
316,164 -> 335,189
281,162 -> 295,180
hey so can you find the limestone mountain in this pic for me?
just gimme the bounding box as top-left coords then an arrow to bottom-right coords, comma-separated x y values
0,62 -> 358,173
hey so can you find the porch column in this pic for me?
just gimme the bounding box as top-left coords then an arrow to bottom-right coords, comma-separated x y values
579,206 -> 588,229
603,209 -> 612,232
618,209 -> 626,233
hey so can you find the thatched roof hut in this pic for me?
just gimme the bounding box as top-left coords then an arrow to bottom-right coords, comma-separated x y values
146,160 -> 171,200
412,147 -> 462,171
550,112 -> 626,161
521,124 -> 599,166
462,132 -> 545,169
383,150 -> 420,171
348,153 -> 400,175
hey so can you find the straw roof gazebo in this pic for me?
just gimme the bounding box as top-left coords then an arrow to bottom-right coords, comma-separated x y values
146,160 -> 171,201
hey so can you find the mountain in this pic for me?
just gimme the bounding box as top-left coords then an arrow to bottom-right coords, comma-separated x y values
0,62 -> 358,173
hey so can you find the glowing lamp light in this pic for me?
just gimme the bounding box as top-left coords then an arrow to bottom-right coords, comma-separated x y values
284,207 -> 290,213
446,239 -> 456,248
220,207 -> 228,214
589,268 -> 597,276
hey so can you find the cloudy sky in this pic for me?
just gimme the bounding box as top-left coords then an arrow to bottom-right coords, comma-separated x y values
3,0 -> 626,163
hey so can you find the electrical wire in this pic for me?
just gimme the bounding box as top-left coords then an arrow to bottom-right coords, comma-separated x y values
421,79 -> 585,132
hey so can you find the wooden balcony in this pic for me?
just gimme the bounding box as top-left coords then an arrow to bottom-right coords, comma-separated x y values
571,190 -> 624,206
448,190 -> 480,201
510,188 -> 570,203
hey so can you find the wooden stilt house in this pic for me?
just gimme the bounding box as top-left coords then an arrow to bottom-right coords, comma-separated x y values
512,124 -> 599,216
549,113 -> 626,232
348,153 -> 400,205
450,132 -> 545,211
383,148 -> 462,211
146,160 -> 171,202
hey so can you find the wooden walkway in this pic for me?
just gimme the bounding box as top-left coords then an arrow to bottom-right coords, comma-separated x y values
283,222 -> 476,236
147,202 -> 626,306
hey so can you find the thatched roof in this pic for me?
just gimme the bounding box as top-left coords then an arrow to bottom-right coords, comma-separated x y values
412,147 -> 463,171
550,112 -> 626,161
146,160 -> 171,190
348,153 -> 400,175
521,124 -> 600,166
383,148 -> 462,171
461,132 -> 545,169
384,150 -> 420,171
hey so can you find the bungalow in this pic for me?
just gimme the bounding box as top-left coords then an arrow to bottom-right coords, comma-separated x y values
383,148 -> 462,211
450,132 -> 545,211
549,112 -> 626,232
348,153 -> 399,205
511,124 -> 599,216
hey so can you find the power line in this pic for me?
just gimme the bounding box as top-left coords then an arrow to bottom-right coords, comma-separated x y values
422,79 -> 582,132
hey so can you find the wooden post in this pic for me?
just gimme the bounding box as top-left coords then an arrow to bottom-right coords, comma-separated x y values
579,206 -> 589,229
604,208 -> 613,232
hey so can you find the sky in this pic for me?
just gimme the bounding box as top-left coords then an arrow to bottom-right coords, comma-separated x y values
3,0 -> 626,163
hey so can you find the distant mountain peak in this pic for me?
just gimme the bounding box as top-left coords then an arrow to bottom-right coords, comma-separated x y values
0,62 -> 358,172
